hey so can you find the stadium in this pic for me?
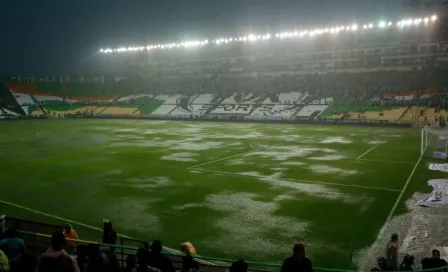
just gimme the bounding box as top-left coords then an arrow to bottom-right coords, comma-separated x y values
1,0 -> 448,271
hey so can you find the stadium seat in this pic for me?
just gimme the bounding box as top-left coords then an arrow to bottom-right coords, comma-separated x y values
296,105 -> 329,118
100,106 -> 139,115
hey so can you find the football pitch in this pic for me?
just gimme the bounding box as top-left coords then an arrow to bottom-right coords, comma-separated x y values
0,119 -> 437,268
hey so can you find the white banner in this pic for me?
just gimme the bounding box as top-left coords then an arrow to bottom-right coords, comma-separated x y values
417,179 -> 448,206
428,163 -> 448,172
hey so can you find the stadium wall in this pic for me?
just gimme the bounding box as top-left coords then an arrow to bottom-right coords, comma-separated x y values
59,114 -> 412,127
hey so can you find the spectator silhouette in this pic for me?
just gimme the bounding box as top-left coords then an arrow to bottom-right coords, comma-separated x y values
121,254 -> 136,272
0,215 -> 5,241
386,233 -> 399,270
76,244 -> 88,272
102,221 -> 117,250
0,229 -> 24,272
281,243 -> 313,272
86,243 -> 110,272
422,250 -> 448,272
399,254 -> 414,271
38,231 -> 79,272
180,243 -> 198,272
230,259 -> 248,272
133,248 -> 161,272
0,249 -> 9,272
63,223 -> 78,249
371,257 -> 389,271
149,240 -> 174,272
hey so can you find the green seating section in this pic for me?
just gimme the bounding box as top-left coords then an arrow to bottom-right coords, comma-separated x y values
319,101 -> 352,117
138,99 -> 165,114
349,105 -> 403,112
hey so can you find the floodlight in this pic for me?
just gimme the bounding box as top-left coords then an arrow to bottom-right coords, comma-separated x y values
351,24 -> 358,31
248,34 -> 256,41
431,15 -> 437,21
378,21 -> 386,28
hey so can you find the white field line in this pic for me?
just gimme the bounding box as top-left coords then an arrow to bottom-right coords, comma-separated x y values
187,150 -> 256,169
249,141 -> 259,150
378,135 -> 433,237
357,159 -> 415,165
188,140 -> 292,170
195,168 -> 401,192
356,141 -> 386,160
0,199 -> 216,265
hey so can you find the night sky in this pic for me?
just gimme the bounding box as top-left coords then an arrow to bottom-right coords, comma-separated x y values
2,0 -> 404,75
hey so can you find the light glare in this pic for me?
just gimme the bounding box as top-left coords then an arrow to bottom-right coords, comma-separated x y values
99,13 -> 439,53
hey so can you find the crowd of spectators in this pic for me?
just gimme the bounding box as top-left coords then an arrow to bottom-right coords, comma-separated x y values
113,67 -> 447,103
8,66 -> 448,107
371,234 -> 448,272
1,217 -> 448,272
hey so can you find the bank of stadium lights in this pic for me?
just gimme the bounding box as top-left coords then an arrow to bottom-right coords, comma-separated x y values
99,14 -> 438,54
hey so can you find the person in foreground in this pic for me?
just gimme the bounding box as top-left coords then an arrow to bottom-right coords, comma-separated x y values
386,233 -> 399,270
371,257 -> 389,271
133,248 -> 161,272
421,249 -> 448,272
149,240 -> 174,272
0,228 -> 24,272
281,243 -> 313,272
0,249 -> 10,272
63,223 -> 79,249
399,254 -> 414,271
38,231 -> 80,272
230,259 -> 248,272
180,242 -> 199,272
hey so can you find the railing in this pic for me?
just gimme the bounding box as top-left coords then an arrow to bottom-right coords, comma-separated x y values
5,216 -> 448,272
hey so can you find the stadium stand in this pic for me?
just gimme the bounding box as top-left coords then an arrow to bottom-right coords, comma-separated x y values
0,14 -> 447,125
0,83 -> 26,118
296,105 -> 330,119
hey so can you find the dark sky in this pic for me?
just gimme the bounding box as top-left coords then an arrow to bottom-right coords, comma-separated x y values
1,0 -> 405,75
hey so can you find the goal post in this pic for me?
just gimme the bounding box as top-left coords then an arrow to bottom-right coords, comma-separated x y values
421,126 -> 448,159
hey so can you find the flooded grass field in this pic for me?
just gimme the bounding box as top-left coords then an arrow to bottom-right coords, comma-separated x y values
0,119 -> 436,268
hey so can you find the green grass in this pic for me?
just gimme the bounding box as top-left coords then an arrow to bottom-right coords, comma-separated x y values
0,119 -> 436,268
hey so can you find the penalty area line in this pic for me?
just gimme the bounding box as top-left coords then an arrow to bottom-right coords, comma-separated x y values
0,199 -> 216,265
187,150 -> 256,169
193,168 -> 401,192
356,141 -> 386,160
188,140 -> 291,170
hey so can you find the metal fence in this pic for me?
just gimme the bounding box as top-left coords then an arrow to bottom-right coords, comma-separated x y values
4,216 -> 448,272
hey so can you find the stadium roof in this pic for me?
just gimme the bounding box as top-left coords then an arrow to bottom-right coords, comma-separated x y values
100,14 -> 438,54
